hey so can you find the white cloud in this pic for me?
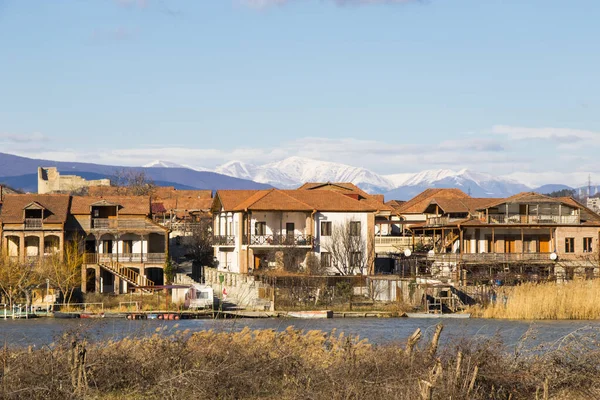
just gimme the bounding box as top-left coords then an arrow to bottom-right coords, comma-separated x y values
491,125 -> 600,143
242,0 -> 421,8
0,132 -> 47,143
114,0 -> 148,7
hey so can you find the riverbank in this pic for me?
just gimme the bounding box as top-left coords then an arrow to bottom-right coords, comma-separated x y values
469,279 -> 600,320
1,323 -> 599,399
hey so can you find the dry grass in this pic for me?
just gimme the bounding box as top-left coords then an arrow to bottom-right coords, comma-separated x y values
472,279 -> 600,320
1,325 -> 600,399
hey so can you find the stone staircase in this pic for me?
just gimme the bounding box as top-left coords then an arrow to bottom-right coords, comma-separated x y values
204,268 -> 273,310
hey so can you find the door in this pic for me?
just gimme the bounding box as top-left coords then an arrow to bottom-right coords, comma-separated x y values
286,223 -> 295,241
254,255 -> 262,270
519,205 -> 527,223
504,237 -> 516,253
539,236 -> 550,253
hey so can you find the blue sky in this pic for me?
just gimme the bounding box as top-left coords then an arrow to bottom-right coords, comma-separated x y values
1,0 -> 599,186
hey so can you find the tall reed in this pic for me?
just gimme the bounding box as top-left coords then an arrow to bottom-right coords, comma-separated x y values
480,279 -> 600,319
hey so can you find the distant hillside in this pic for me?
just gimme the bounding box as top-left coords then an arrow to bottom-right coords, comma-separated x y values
0,152 -> 272,193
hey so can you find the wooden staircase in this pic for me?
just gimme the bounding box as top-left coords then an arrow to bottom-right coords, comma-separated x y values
98,261 -> 155,293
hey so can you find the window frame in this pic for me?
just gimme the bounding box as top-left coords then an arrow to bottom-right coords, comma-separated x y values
583,237 -> 593,253
349,221 -> 361,237
321,221 -> 332,237
255,221 -> 267,236
565,237 -> 575,253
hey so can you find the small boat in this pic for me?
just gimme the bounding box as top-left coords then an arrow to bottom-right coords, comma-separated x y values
405,313 -> 471,319
147,314 -> 158,320
286,310 -> 333,319
53,312 -> 80,319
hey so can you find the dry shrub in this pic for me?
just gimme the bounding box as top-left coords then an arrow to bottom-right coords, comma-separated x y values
479,280 -> 600,319
1,325 -> 600,399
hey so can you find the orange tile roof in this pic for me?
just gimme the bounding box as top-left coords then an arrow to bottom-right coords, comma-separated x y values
215,188 -> 385,213
70,195 -> 151,215
396,188 -> 470,214
234,190 -> 314,211
0,194 -> 71,224
297,182 -> 394,212
214,190 -> 260,211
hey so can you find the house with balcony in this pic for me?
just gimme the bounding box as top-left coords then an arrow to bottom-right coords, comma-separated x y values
409,191 -> 600,280
68,196 -> 169,294
296,182 -> 404,256
0,194 -> 70,264
211,188 -> 380,275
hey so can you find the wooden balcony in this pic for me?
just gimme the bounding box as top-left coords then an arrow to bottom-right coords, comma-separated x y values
24,218 -> 43,229
486,214 -> 580,225
427,252 -> 554,264
83,253 -> 166,264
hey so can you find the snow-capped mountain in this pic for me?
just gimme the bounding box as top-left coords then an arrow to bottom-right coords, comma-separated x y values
139,157 -> 535,199
215,157 -> 393,192
143,160 -> 209,171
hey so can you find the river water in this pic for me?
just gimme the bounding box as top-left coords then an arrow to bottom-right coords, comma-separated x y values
2,317 -> 600,350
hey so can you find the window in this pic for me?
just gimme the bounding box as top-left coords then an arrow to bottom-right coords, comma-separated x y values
321,252 -> 331,269
350,252 -> 362,267
584,237 -> 593,253
565,237 -> 575,253
255,222 -> 267,236
349,221 -> 361,236
321,221 -> 332,236
123,240 -> 133,254
286,222 -> 295,237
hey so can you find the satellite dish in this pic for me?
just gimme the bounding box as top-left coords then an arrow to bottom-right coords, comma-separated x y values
404,249 -> 412,257
550,252 -> 558,261
428,250 -> 435,255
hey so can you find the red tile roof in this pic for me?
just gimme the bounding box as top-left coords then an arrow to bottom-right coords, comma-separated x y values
70,196 -> 151,215
396,189 -> 470,214
0,194 -> 71,224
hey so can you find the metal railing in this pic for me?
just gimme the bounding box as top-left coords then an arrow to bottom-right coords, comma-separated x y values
248,234 -> 313,246
24,218 -> 43,229
213,235 -> 235,246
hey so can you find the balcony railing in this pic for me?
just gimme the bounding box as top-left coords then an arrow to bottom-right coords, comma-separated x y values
88,219 -> 149,230
83,253 -> 166,264
486,214 -> 580,225
249,234 -> 312,246
427,252 -> 554,263
213,235 -> 235,246
24,218 -> 43,229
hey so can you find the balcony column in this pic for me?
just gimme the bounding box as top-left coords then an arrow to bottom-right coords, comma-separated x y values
521,228 -> 524,254
39,233 -> 45,258
491,228 -> 495,254
141,234 -> 145,263
19,233 -> 25,263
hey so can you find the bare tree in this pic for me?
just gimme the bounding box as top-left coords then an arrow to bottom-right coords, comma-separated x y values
41,238 -> 83,305
320,220 -> 373,276
113,169 -> 156,196
305,252 -> 329,275
0,255 -> 42,307
264,246 -> 309,274
184,220 -> 215,268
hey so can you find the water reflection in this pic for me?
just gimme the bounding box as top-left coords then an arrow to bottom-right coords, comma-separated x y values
1,318 -> 599,350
